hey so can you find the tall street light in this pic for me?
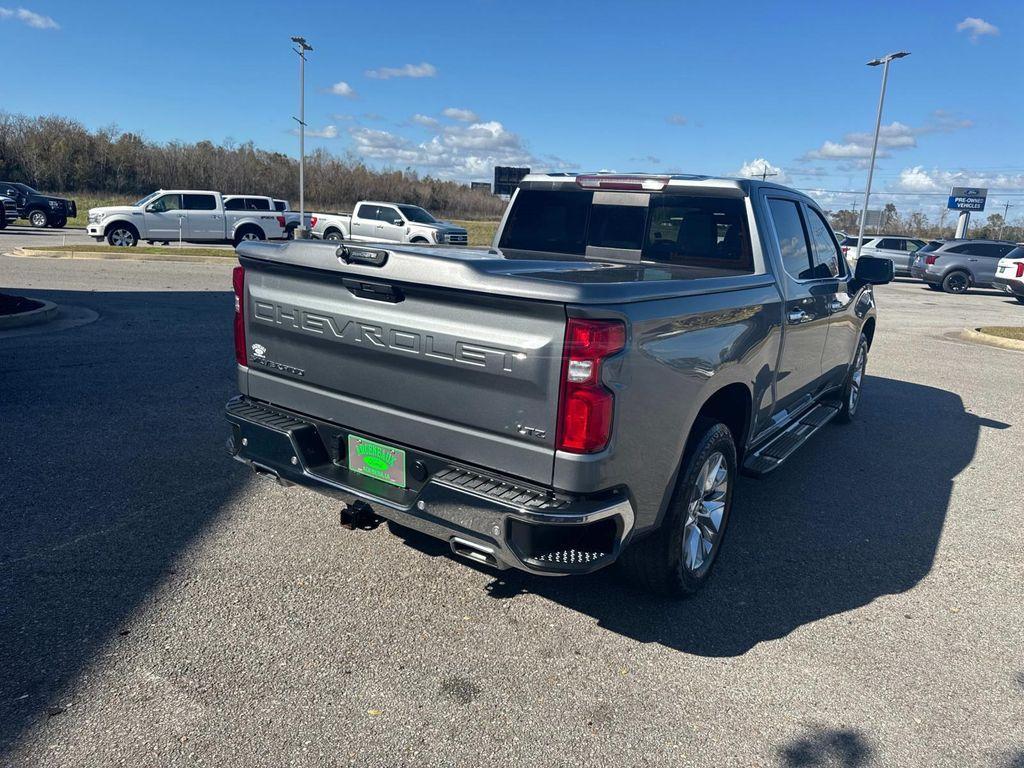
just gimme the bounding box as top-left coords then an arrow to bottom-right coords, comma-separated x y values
291,36 -> 313,239
854,50 -> 910,262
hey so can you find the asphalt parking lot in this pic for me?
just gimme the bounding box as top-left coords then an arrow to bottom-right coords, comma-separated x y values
1,253 -> 1022,767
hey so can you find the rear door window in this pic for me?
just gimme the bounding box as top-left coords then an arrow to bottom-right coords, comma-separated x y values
274,200 -> 287,212
804,205 -> 842,278
183,194 -> 217,210
244,197 -> 271,211
355,204 -> 378,221
224,197 -> 245,211
767,198 -> 814,280
876,238 -> 902,250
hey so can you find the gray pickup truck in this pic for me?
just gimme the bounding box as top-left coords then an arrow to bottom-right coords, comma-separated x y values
225,173 -> 892,595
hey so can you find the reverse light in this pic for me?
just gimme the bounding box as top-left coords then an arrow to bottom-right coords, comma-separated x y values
556,318 -> 626,454
576,175 -> 669,192
233,266 -> 247,366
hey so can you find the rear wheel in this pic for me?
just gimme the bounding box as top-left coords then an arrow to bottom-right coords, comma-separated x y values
0,211 -> 6,230
324,229 -> 343,241
836,334 -> 868,423
51,216 -> 67,228
1016,296 -> 1024,306
106,224 -> 138,247
619,419 -> 735,596
28,209 -> 49,228
233,226 -> 264,247
942,270 -> 970,294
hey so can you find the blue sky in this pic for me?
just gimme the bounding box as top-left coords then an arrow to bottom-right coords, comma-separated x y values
2,0 -> 1022,215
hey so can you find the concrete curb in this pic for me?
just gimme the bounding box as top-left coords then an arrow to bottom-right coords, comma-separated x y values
9,247 -> 235,265
0,298 -> 59,329
960,328 -> 1024,352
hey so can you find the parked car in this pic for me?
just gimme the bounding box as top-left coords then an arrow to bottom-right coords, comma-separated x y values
916,239 -> 1018,294
87,190 -> 288,247
0,181 -> 76,228
0,195 -> 17,229
222,195 -> 289,241
224,173 -> 892,595
992,245 -> 1024,304
840,235 -> 926,276
310,201 -> 468,245
909,240 -> 946,280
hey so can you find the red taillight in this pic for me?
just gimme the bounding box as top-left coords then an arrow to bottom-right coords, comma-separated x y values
556,318 -> 626,454
310,216 -> 318,228
1016,262 -> 1024,279
233,266 -> 246,366
925,254 -> 938,265
841,246 -> 849,255
276,215 -> 286,228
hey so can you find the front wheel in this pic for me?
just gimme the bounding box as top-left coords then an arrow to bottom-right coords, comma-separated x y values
619,420 -> 736,596
1016,296 -> 1024,306
28,209 -> 49,228
836,335 -> 868,423
942,270 -> 970,294
106,224 -> 138,247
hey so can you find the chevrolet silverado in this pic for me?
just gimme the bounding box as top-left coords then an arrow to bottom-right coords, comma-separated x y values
225,173 -> 892,595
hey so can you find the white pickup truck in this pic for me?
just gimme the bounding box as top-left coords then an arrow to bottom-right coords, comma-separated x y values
310,200 -> 468,245
87,190 -> 289,247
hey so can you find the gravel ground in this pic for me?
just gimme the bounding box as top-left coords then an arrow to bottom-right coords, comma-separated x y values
1,256 -> 1022,767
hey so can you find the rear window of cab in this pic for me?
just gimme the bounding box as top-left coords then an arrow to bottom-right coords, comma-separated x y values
499,188 -> 754,272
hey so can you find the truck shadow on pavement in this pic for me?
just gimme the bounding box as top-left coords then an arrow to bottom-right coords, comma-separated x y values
475,375 -> 1009,657
0,288 -> 246,756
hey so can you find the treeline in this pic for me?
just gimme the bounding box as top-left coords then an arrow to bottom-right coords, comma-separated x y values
0,113 -> 506,219
827,203 -> 1024,243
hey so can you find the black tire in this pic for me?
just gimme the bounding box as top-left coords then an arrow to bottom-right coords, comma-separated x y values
0,212 -> 6,230
51,216 -> 67,228
942,270 -> 971,294
27,208 -> 49,228
410,237 -> 429,244
1016,296 -> 1024,306
233,226 -> 265,247
836,334 -> 869,423
925,283 -> 942,291
323,229 -> 343,241
106,223 -> 138,247
619,419 -> 736,596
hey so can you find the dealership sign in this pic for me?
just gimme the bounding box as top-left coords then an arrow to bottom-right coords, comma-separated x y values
947,187 -> 987,211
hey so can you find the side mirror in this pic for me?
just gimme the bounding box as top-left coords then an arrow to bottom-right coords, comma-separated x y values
393,218 -> 403,226
854,256 -> 894,285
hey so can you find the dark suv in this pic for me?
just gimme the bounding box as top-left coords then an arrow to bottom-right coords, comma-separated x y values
0,181 -> 77,229
912,239 -> 1018,293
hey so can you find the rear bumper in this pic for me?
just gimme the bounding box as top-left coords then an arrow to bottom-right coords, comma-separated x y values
225,396 -> 635,575
992,277 -> 1024,297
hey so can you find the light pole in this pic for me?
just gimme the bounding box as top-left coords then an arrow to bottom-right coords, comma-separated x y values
291,36 -> 313,239
854,50 -> 910,262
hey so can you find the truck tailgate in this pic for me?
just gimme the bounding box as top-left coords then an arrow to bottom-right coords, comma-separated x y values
239,243 -> 566,484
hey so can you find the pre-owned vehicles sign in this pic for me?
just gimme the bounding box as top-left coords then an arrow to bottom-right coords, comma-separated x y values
947,187 -> 987,211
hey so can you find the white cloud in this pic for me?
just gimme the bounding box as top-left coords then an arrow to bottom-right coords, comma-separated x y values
364,62 -> 437,80
956,17 -> 999,43
666,114 -> 689,126
348,119 -> 536,179
803,112 -> 972,161
293,125 -> 338,139
326,81 -> 356,98
0,6 -> 59,29
442,107 -> 479,122
735,158 -> 787,183
893,166 -> 1024,194
411,114 -> 439,127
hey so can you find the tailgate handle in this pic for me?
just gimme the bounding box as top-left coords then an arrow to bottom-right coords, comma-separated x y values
342,278 -> 404,303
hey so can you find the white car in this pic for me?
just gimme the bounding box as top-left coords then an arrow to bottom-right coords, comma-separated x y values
309,200 -> 468,245
993,245 -> 1024,305
273,199 -> 313,238
87,190 -> 288,247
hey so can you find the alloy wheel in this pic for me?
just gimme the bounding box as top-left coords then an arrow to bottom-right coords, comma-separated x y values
110,228 -> 134,247
849,345 -> 866,414
682,451 -> 729,573
30,211 -> 47,227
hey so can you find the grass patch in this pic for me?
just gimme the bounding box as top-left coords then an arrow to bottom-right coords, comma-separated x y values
451,220 -> 499,248
978,326 -> 1024,341
39,244 -> 234,258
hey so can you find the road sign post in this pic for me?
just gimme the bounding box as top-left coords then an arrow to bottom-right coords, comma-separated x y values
947,187 -> 986,240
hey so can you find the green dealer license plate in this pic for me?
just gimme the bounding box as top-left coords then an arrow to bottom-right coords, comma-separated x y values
347,435 -> 406,488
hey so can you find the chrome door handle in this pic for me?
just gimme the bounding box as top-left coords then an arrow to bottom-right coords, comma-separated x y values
788,310 -> 812,324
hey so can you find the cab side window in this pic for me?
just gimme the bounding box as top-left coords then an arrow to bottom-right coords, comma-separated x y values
148,194 -> 182,213
224,198 -> 246,211
380,207 -> 401,224
804,206 -> 843,278
356,204 -> 377,220
767,198 -> 814,280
